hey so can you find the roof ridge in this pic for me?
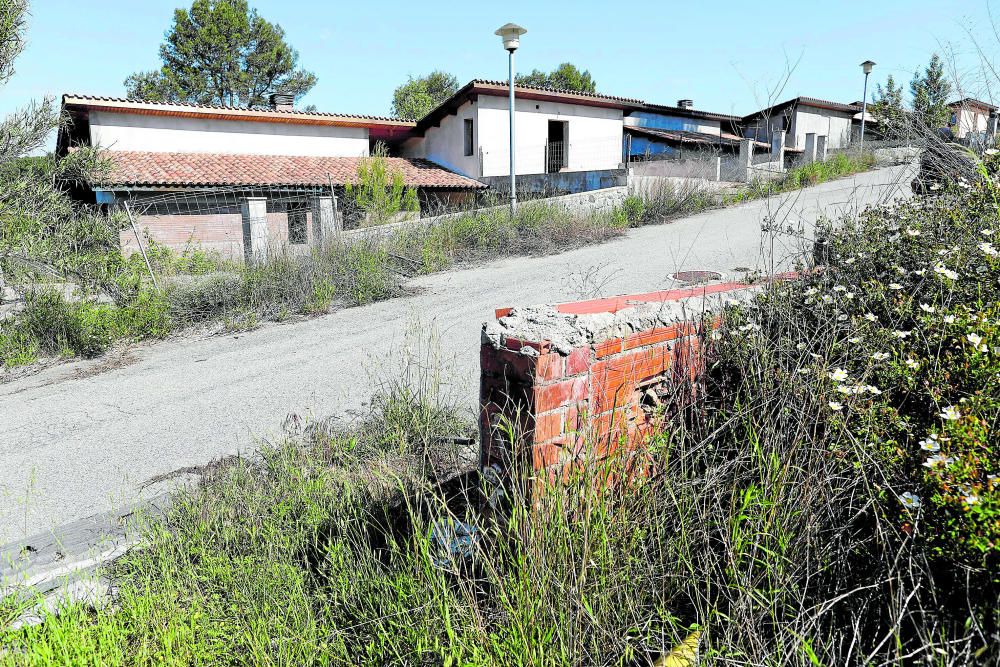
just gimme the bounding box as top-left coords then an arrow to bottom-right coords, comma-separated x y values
469,79 -> 644,104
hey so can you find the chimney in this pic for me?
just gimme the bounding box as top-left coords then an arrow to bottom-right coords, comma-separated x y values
268,93 -> 295,111
677,99 -> 693,109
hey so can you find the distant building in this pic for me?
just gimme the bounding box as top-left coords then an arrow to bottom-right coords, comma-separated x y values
948,98 -> 998,142
741,97 -> 861,151
58,94 -> 483,258
400,80 -> 642,194
623,100 -> 749,159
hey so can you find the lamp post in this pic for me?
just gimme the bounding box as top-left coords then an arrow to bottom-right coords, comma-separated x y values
859,60 -> 876,152
495,23 -> 526,215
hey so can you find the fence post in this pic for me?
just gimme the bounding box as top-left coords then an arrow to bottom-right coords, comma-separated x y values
804,133 -> 817,164
241,197 -> 269,264
816,135 -> 828,162
311,196 -> 337,247
771,130 -> 787,172
739,138 -> 754,183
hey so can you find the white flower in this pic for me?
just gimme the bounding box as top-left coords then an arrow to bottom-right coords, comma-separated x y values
865,385 -> 882,395
864,313 -> 878,322
796,367 -> 811,374
930,183 -> 942,191
805,287 -> 819,296
710,329 -> 723,341
872,352 -> 890,361
836,384 -> 855,395
944,315 -> 956,324
905,358 -> 920,369
967,333 -> 983,347
837,314 -> 848,321
888,283 -> 904,290
963,494 -> 980,505
828,401 -> 843,411
844,292 -> 855,300
934,263 -> 959,280
919,438 -> 940,452
893,330 -> 912,339
899,492 -> 922,509
796,342 -> 807,350
833,285 -> 847,292
913,269 -> 927,277
979,242 -> 998,256
919,303 -> 935,313
981,229 -> 995,237
822,295 -> 834,304
923,454 -> 955,468
905,228 -> 921,237
940,405 -> 961,421
829,368 -> 849,382
848,337 -> 862,344
844,257 -> 857,265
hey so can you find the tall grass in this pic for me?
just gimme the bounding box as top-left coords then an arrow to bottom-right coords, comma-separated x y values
4,157 -> 998,663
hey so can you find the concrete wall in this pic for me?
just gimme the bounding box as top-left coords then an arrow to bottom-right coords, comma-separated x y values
629,158 -> 720,181
951,105 -> 990,139
401,99 -> 480,177
481,169 -> 627,195
474,95 -> 624,177
90,110 -> 370,157
791,105 -> 853,150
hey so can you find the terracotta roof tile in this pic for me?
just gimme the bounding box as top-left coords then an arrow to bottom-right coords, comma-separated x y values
100,151 -> 485,190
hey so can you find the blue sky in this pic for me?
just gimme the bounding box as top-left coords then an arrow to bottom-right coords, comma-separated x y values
3,0 -> 998,136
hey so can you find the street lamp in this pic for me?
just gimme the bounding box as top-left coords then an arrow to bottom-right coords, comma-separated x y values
495,22 -> 526,215
859,60 -> 876,152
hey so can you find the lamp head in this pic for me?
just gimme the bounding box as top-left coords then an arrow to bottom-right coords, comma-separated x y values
495,23 -> 527,52
861,60 -> 876,75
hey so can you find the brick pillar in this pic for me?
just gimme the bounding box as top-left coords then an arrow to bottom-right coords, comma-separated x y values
738,138 -> 754,183
816,135 -> 828,162
481,283 -> 763,488
241,197 -> 268,264
311,196 -> 340,246
804,133 -> 817,164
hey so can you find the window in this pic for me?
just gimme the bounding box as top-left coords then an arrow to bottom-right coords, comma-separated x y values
287,205 -> 308,244
463,118 -> 474,156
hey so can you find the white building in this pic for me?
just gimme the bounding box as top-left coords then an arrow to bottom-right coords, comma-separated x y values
400,80 -> 640,188
948,98 -> 998,141
57,94 -> 483,258
742,97 -> 860,151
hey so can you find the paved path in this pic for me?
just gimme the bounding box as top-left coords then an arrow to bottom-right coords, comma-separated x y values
0,165 -> 913,564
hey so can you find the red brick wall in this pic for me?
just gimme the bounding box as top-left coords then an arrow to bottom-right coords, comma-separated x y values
120,210 -> 314,260
480,284 -> 755,485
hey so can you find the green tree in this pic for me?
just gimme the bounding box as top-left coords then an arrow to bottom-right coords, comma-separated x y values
124,0 -> 316,107
516,62 -> 596,93
910,54 -> 952,129
391,70 -> 458,120
871,74 -> 906,137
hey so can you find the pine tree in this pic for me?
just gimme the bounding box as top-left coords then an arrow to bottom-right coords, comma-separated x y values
871,74 -> 905,137
910,54 -> 952,129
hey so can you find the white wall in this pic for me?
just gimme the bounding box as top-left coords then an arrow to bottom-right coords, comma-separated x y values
791,105 -> 853,149
90,110 -> 370,157
471,95 -> 623,177
953,106 -> 989,138
401,100 -> 480,176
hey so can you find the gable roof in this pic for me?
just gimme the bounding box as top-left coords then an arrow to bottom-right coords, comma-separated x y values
412,79 -> 644,135
742,96 -> 861,122
949,97 -> 998,111
98,151 -> 485,190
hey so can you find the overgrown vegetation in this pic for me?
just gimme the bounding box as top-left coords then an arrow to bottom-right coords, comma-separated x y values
726,150 -> 878,203
4,160 -> 998,662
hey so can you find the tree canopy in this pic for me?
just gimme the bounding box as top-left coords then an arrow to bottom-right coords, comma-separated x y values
910,54 -> 952,130
871,74 -> 906,137
391,71 -> 459,120
516,63 -> 596,93
124,0 -> 316,107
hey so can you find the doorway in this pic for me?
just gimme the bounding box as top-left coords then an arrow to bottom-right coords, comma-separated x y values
546,120 -> 568,173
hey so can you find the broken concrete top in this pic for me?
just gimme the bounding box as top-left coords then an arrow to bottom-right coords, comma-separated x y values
483,283 -> 759,355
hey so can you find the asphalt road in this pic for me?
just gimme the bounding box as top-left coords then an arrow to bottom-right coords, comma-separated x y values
0,165 -> 914,560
